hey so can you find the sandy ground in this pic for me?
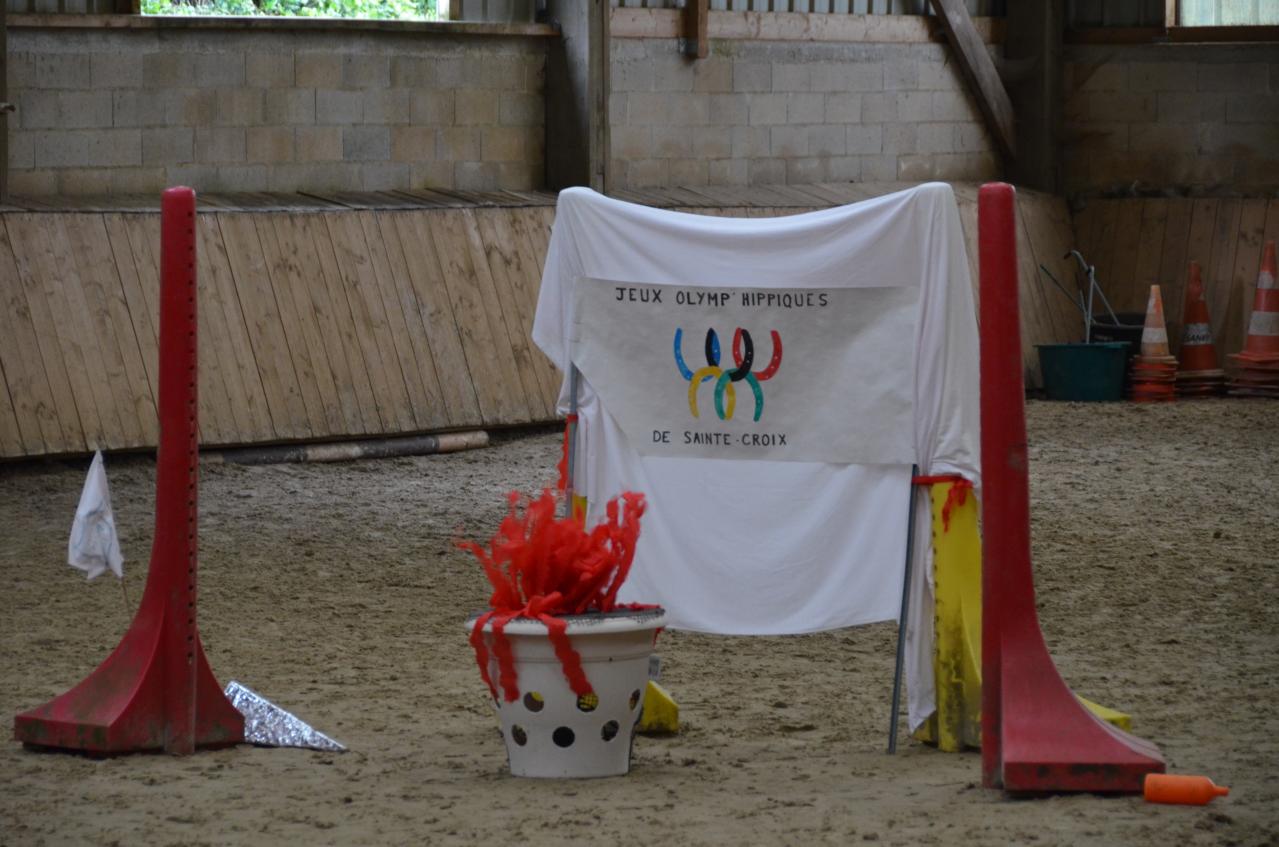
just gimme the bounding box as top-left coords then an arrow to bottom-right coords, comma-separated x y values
1,399 -> 1276,847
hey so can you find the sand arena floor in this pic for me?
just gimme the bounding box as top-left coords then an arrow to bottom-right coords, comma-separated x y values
1,399 -> 1276,846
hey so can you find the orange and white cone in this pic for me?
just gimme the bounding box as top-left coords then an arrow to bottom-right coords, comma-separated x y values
1131,284 -> 1177,403
1227,240 -> 1279,398
1176,261 -> 1225,397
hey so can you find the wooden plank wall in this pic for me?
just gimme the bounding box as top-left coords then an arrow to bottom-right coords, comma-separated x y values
0,181 -> 1074,459
1073,197 -> 1279,363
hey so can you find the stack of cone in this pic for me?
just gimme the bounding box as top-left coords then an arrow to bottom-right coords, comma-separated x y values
1175,261 -> 1226,396
1129,285 -> 1177,403
1227,240 -> 1279,397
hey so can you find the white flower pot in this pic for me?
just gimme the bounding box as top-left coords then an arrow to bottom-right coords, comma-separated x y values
468,608 -> 665,778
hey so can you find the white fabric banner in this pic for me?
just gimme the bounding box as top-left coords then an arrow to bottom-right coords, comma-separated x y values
532,184 -> 981,733
68,450 -> 124,581
572,279 -> 918,463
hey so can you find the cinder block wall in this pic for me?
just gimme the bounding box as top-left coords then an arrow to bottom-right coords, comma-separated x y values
1064,44 -> 1279,197
7,24 -> 548,196
608,39 -> 1001,189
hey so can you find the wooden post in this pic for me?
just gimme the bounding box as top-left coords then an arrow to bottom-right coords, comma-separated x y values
1005,0 -> 1062,191
927,0 -> 1017,161
1,4 -> 8,203
681,0 -> 708,59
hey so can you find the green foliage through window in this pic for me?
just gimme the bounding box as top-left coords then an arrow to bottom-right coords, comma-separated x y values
143,0 -> 440,21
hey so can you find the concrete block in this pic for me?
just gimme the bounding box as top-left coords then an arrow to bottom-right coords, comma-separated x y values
733,63 -> 772,93
748,157 -> 786,185
610,94 -> 628,127
1226,93 -> 1279,123
897,91 -> 933,123
364,90 -> 411,125
932,152 -> 993,180
55,168 -> 111,195
811,62 -> 881,93
264,89 -> 316,126
7,131 -> 35,170
614,59 -> 655,94
932,89 -> 976,121
1128,123 -> 1189,155
247,127 -> 295,163
342,126 -> 390,162
391,57 -> 440,88
709,93 -> 749,126
1067,62 -> 1128,92
612,126 -> 653,160
196,128 -> 246,164
8,169 -> 58,195
32,131 -> 88,168
807,124 -> 846,157
1156,91 -> 1226,123
295,126 -> 343,162
112,91 -> 168,128
30,53 -> 91,90
652,125 -> 693,158
694,59 -> 733,94
436,127 -> 480,161
500,92 -> 543,127
142,54 -> 193,89
693,126 -> 733,159
788,93 -> 825,125
883,58 -> 919,91
825,93 -> 861,123
955,122 -> 992,154
90,53 -> 143,89
180,89 -> 217,126
343,55 -> 391,89
1198,63 -> 1268,93
18,91 -> 111,130
452,89 -> 501,128
748,93 -> 788,126
392,126 -> 437,162
1128,61 -> 1197,92
316,90 -> 364,125
412,160 -> 455,189
861,92 -> 896,123
860,153 -> 897,181
708,157 -> 749,186
916,123 -> 957,154
264,163 -> 359,192
1199,123 -> 1278,155
770,124 -> 809,157
498,160 -> 543,191
464,55 -> 526,91
1087,91 -> 1157,123
194,54 -> 246,88
296,53 -> 343,88
625,158 -> 670,189
827,155 -> 861,182
919,59 -> 964,92
669,93 -> 710,125
215,88 -> 266,127
669,158 -> 709,186
215,164 -> 270,192
1064,122 -> 1129,153
109,168 -> 166,195
246,53 -> 295,88
85,129 -> 142,168
897,154 -> 936,181
359,162 -> 410,191
772,63 -> 811,93
142,127 -> 194,166
883,123 -> 918,155
627,93 -> 670,126
732,126 -> 771,159
786,157 -> 827,184
412,91 -> 455,126
652,55 -> 695,93
482,125 -> 539,162
847,124 -> 884,155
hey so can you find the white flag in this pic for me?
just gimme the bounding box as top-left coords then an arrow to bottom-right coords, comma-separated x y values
68,451 -> 124,580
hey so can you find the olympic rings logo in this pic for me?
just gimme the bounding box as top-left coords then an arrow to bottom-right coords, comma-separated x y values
674,328 -> 783,421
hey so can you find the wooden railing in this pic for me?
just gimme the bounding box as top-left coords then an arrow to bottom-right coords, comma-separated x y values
610,0 -> 1001,13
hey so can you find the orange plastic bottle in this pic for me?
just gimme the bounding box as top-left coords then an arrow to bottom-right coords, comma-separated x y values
1144,774 -> 1230,805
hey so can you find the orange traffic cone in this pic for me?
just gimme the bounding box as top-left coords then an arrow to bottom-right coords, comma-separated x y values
1144,773 -> 1230,806
1176,261 -> 1225,397
1130,285 -> 1176,403
1227,240 -> 1279,398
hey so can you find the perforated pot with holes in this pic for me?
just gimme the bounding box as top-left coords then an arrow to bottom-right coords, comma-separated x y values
466,608 -> 665,778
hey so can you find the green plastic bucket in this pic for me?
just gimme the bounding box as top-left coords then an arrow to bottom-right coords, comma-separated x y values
1036,342 -> 1128,402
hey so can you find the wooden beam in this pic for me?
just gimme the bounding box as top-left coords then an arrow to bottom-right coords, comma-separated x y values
611,9 -> 1004,44
1,5 -> 7,203
682,0 -> 708,59
927,0 -> 1016,161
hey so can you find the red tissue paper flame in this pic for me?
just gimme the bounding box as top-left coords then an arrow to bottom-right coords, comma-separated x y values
461,489 -> 648,703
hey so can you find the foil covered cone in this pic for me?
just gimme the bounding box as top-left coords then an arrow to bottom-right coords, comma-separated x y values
224,681 -> 347,752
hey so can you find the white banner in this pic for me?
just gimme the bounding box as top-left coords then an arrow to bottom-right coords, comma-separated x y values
571,278 -> 919,464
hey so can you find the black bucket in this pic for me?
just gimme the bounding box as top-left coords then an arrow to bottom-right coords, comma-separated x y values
1089,312 -> 1146,355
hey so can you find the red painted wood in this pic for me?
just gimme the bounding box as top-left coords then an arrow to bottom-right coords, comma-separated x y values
13,187 -> 243,754
978,182 -> 1165,793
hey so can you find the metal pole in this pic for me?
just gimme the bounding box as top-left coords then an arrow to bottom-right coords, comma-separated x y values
564,364 -> 580,519
887,463 -> 920,754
